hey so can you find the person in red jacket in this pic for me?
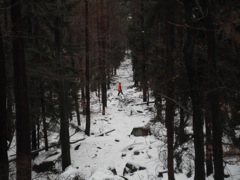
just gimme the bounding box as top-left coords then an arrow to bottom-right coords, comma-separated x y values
117,82 -> 123,96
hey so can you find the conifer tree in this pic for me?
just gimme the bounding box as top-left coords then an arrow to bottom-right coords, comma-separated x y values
183,1 -> 206,179
164,0 -> 175,179
85,0 -> 91,136
55,0 -> 71,170
0,23 -> 9,180
205,1 -> 224,178
11,0 -> 32,178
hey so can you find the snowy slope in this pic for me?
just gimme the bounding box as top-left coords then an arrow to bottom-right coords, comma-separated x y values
29,54 -> 240,180
70,57 -> 164,179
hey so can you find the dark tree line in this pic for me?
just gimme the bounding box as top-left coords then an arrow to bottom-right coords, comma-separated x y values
0,0 -> 127,179
127,0 -> 240,179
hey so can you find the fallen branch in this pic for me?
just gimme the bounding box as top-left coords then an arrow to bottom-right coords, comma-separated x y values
95,129 -> 115,137
31,137 -> 86,154
9,137 -> 86,163
30,143 -> 60,156
70,138 -> 86,144
135,101 -> 155,106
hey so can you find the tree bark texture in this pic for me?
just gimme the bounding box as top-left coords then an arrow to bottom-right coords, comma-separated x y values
31,123 -> 37,155
74,88 -> 81,126
11,0 -> 32,179
0,23 -> 9,180
55,0 -> 71,171
105,0 -> 111,90
40,82 -> 48,151
140,0 -> 147,102
205,2 -> 224,179
183,1 -> 206,179
100,0 -> 107,115
165,0 -> 175,179
85,0 -> 91,136
130,2 -> 139,86
205,101 -> 213,176
59,80 -> 71,170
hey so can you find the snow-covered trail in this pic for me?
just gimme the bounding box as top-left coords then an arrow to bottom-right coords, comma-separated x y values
69,55 -> 160,179
20,53 -> 240,180
35,53 -> 240,180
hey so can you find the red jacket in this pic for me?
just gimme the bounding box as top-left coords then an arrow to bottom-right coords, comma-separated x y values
118,83 -> 121,91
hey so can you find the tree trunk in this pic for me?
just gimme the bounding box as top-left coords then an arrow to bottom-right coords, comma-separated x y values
183,1 -> 206,179
105,0 -> 111,90
165,95 -> 175,180
59,80 -> 71,170
205,100 -> 213,176
11,0 -> 32,178
0,23 -> 9,180
140,0 -> 147,102
178,97 -> 187,145
130,2 -> 139,86
85,0 -> 91,136
155,94 -> 163,122
4,0 -> 14,142
100,0 -> 107,115
31,123 -> 37,157
205,3 -> 224,179
74,88 -> 81,126
81,88 -> 86,115
40,82 -> 48,151
6,87 -> 14,141
55,0 -> 71,171
29,82 -> 38,157
165,0 -> 175,179
37,118 -> 40,149
132,54 -> 139,86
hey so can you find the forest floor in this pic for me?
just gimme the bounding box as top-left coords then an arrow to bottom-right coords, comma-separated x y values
9,53 -> 240,179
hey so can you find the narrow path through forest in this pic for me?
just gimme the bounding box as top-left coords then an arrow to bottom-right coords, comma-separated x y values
70,55 -> 162,179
